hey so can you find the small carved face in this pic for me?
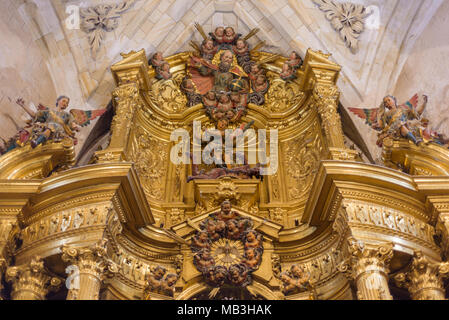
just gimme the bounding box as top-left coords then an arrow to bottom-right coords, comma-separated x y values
199,232 -> 208,241
215,269 -> 226,282
230,93 -> 240,102
183,79 -> 194,89
280,273 -> 291,284
166,274 -> 177,286
221,51 -> 233,64
226,110 -> 235,119
250,64 -> 260,74
245,249 -> 255,259
217,120 -> 228,131
202,251 -> 212,260
246,231 -> 256,241
154,52 -> 163,61
215,27 -> 224,37
289,51 -> 298,60
57,97 -> 70,110
282,63 -> 292,73
221,202 -> 232,215
256,75 -> 266,85
383,96 -> 397,109
229,266 -> 239,278
219,95 -> 230,103
154,267 -> 166,279
206,91 -> 216,100
225,27 -> 234,37
291,265 -> 303,278
205,39 -> 214,50
236,39 -> 245,49
161,63 -> 170,72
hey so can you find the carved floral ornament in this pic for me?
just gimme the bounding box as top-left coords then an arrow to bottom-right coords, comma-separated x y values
312,0 -> 371,53
190,201 -> 263,288
80,0 -> 136,59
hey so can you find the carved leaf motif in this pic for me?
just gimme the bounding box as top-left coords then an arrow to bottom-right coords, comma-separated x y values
283,130 -> 322,200
80,0 -> 136,59
132,130 -> 167,201
266,78 -> 303,113
313,0 -> 370,53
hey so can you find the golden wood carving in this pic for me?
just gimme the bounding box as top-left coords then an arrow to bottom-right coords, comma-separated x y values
394,250 -> 449,300
2,37 -> 449,301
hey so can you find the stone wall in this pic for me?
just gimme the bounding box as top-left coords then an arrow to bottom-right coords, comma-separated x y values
0,0 -> 56,142
393,0 -> 449,138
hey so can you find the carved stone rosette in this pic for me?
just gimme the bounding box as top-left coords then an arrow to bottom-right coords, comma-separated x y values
338,239 -> 394,300
6,256 -> 61,300
394,251 -> 449,300
61,240 -> 118,300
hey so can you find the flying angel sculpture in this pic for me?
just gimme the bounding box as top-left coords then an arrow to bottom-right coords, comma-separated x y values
349,94 -> 428,147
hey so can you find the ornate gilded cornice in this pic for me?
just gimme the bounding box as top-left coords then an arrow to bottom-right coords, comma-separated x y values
0,140 -> 75,180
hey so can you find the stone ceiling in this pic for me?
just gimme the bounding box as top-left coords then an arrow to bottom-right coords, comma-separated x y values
0,0 -> 447,162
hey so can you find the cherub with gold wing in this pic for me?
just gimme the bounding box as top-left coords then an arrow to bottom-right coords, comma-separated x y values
16,96 -> 106,148
349,94 -> 428,147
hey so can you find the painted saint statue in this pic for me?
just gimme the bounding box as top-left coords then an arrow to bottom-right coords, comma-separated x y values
348,94 -> 441,147
12,96 -> 106,149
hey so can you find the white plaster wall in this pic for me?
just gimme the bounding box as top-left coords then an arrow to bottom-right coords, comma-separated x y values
393,0 -> 449,138
0,0 -> 57,142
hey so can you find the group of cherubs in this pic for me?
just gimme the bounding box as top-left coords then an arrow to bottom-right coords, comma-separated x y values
190,201 -> 264,287
149,25 -> 304,109
145,265 -> 178,297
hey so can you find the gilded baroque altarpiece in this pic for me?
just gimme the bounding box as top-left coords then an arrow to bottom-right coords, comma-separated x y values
1,29 -> 449,300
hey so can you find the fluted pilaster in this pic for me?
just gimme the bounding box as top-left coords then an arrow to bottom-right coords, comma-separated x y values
6,256 -> 61,300
338,239 -> 394,300
61,240 -> 118,300
395,251 -> 449,300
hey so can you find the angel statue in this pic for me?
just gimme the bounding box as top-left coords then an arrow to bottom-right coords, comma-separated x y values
349,94 -> 428,147
15,96 -> 106,148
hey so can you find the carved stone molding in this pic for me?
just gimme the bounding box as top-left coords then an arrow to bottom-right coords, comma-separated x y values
61,240 -> 118,300
6,256 -> 61,300
312,0 -> 371,53
394,251 -> 449,300
338,238 -> 394,300
81,0 -> 136,59
340,200 -> 436,250
21,204 -> 111,247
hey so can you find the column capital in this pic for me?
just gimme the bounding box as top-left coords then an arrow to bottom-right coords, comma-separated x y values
5,256 -> 61,300
61,239 -> 118,281
338,238 -> 394,280
394,250 -> 449,300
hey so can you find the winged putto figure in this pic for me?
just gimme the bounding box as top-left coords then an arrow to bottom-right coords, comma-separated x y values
348,94 -> 440,147
0,96 -> 106,153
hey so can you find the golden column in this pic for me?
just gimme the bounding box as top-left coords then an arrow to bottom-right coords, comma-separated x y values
339,239 -> 394,300
395,251 -> 449,300
61,240 -> 118,300
0,258 -> 5,299
5,256 -> 61,300
95,83 -> 140,163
